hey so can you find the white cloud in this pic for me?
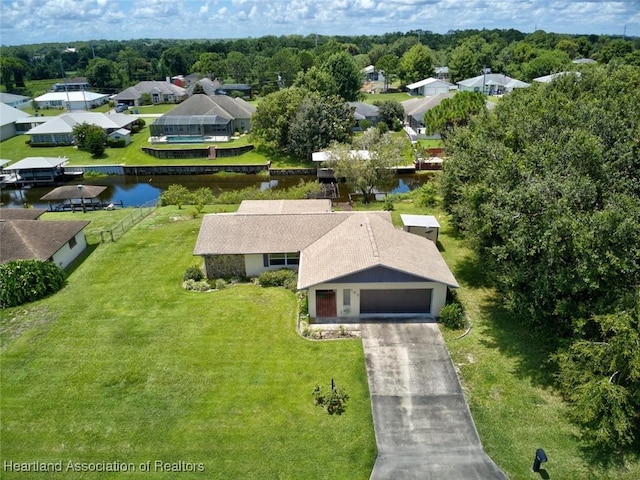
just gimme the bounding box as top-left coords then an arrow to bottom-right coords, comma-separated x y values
1,0 -> 638,45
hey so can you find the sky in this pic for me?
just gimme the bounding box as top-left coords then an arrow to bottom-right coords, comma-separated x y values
1,0 -> 639,46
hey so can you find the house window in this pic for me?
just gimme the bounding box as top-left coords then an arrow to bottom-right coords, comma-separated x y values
268,252 -> 299,266
68,236 -> 77,249
343,289 -> 351,307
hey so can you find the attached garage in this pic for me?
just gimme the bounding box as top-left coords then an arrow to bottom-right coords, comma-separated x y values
360,288 -> 432,314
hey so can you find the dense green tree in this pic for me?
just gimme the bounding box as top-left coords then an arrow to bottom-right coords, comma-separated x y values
374,100 -> 404,130
320,51 -> 362,101
422,91 -> 486,137
0,56 -> 27,91
596,39 -> 634,63
159,46 -> 190,77
448,35 -> 493,81
555,298 -> 640,449
72,122 -> 106,156
375,54 -> 399,92
398,44 -> 434,84
268,48 -> 301,88
192,52 -> 227,80
441,65 -> 640,338
293,66 -> 338,97
287,93 -> 354,159
0,260 -> 66,308
251,87 -> 308,150
84,57 -> 121,91
226,51 -> 251,83
521,49 -> 572,81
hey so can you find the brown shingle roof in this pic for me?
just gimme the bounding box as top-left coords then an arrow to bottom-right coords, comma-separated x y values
297,213 -> 459,288
40,185 -> 107,201
237,199 -> 332,214
0,219 -> 89,264
0,208 -> 46,220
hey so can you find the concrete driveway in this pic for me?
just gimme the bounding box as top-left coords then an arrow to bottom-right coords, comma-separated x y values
362,321 -> 508,479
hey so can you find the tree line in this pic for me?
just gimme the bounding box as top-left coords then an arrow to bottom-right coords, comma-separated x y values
1,29 -> 639,96
440,64 -> 640,454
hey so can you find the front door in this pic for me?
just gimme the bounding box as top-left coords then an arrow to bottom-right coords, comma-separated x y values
316,290 -> 337,317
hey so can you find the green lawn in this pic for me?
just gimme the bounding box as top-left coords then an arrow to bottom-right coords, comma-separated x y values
360,91 -> 411,104
0,206 -> 376,479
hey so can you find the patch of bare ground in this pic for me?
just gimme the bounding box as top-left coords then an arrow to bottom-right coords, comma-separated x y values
0,305 -> 57,350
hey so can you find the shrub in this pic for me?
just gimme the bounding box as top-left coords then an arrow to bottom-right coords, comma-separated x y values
215,278 -> 226,290
313,381 -> 349,415
258,269 -> 298,292
182,279 -> 210,292
0,260 -> 66,308
439,303 -> 466,330
382,197 -> 395,211
183,265 -> 204,282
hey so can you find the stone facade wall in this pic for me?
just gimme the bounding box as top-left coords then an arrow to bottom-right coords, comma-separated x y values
204,254 -> 245,279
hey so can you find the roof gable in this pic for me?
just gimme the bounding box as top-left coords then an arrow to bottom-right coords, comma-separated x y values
0,103 -> 31,126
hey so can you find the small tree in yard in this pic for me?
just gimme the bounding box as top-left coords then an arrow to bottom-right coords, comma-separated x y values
313,380 -> 349,415
161,184 -> 191,209
72,122 -> 106,156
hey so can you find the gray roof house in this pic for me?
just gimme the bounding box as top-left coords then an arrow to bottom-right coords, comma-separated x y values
194,200 -> 458,319
457,73 -> 529,95
113,81 -> 187,106
186,78 -> 221,96
348,102 -> 379,128
402,92 -> 456,130
0,208 -> 90,269
1,103 -> 31,141
0,92 -> 31,110
150,94 -> 256,139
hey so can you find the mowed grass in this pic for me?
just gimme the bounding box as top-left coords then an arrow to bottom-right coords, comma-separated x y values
0,207 -> 376,479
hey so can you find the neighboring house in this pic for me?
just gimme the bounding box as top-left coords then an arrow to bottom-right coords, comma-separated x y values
186,78 -> 221,96
434,66 -> 450,82
0,92 -> 31,110
194,200 -> 459,318
33,91 -> 109,111
112,81 -> 187,106
215,83 -> 252,98
52,77 -> 89,92
348,102 -> 379,128
402,92 -> 456,131
0,103 -> 31,141
149,94 -> 256,138
362,65 -> 385,83
457,73 -> 529,95
572,58 -> 596,64
532,71 -> 580,83
108,128 -> 131,146
0,207 -> 90,269
401,214 -> 440,243
26,112 -> 134,146
406,78 -> 454,96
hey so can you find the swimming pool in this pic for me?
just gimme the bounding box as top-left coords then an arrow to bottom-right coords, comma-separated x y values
166,135 -> 205,143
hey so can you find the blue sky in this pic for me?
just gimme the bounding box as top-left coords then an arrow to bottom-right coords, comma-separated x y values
1,0 -> 638,46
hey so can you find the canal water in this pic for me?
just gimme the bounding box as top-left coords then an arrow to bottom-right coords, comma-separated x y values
0,173 -> 428,209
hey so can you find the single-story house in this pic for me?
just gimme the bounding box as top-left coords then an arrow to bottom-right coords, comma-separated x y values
0,103 -> 31,141
149,94 -> 256,139
362,65 -> 385,83
572,58 -> 596,64
401,214 -> 440,243
215,83 -> 252,98
434,66 -> 450,82
52,77 -> 89,92
0,92 -> 31,110
532,71 -> 580,83
26,112 -> 135,146
186,78 -> 220,96
406,78 -> 454,96
33,91 -> 109,111
194,200 -> 459,318
402,92 -> 456,131
348,102 -> 379,128
0,208 -> 90,269
457,73 -> 529,95
108,128 -> 131,146
112,81 -> 187,106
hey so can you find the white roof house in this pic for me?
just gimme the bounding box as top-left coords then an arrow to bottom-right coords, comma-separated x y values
0,102 -> 31,141
34,91 -> 109,111
532,71 -> 581,83
406,78 -> 455,96
26,112 -> 135,146
457,73 -> 529,95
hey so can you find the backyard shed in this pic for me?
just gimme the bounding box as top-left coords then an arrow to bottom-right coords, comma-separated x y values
401,214 -> 441,242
